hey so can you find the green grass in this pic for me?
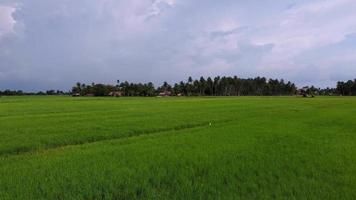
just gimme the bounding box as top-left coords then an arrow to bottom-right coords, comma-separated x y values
0,96 -> 356,199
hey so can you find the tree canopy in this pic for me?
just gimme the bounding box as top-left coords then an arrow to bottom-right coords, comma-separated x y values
71,76 -> 297,97
2,77 -> 356,97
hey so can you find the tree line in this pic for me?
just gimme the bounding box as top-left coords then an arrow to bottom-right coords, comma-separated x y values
336,80 -> 356,96
72,76 -> 297,97
0,90 -> 67,96
2,77 -> 356,97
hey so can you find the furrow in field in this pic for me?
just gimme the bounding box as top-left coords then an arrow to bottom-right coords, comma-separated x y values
0,119 -> 233,157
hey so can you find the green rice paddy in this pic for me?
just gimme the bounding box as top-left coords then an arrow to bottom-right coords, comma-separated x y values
0,96 -> 356,199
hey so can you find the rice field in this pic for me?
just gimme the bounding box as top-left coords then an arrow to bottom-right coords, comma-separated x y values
0,96 -> 356,199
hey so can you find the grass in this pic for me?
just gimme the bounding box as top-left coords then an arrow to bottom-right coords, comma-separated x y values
0,96 -> 356,199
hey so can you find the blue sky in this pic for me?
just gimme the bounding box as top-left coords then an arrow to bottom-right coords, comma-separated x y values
0,0 -> 356,91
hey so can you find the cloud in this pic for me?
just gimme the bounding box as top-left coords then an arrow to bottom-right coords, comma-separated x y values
0,4 -> 17,40
1,0 -> 356,91
146,0 -> 176,19
242,0 -> 356,86
254,0 -> 356,65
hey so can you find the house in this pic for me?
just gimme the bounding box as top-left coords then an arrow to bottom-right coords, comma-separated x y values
158,91 -> 172,97
109,91 -> 123,97
298,87 -> 314,98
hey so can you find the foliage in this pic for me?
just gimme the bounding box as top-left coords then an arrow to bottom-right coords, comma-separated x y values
336,79 -> 356,96
2,78 -> 356,97
0,90 -> 67,96
71,76 -> 297,97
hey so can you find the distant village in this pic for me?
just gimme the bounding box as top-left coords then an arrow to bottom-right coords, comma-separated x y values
69,76 -> 356,97
1,76 -> 355,97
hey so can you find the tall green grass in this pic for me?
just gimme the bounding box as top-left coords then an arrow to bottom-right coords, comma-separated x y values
0,96 -> 356,199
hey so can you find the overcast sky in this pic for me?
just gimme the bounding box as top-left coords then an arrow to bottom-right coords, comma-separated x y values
1,0 -> 356,91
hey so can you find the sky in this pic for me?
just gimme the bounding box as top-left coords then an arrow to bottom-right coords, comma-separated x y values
0,0 -> 356,91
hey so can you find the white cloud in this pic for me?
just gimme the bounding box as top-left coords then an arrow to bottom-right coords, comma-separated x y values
143,0 -> 177,22
250,0 -> 356,72
1,0 -> 356,90
287,0 -> 352,14
0,5 -> 17,40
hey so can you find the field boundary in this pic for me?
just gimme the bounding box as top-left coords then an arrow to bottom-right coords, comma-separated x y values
0,119 -> 234,157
